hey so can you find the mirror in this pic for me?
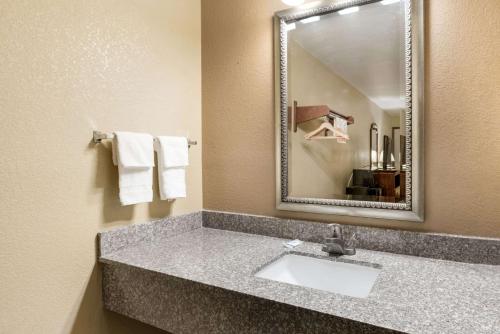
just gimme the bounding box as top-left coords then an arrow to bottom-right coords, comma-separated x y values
275,0 -> 423,221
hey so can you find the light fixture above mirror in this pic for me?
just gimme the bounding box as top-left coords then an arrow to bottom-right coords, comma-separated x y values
281,0 -> 305,6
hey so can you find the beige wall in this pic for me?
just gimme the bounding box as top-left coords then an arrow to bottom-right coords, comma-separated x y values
288,39 -> 395,198
202,0 -> 500,238
0,0 -> 201,333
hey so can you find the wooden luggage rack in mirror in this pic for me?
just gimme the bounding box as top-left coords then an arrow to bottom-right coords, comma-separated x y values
288,100 -> 354,132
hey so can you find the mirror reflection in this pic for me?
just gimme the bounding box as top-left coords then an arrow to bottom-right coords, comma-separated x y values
287,0 -> 408,203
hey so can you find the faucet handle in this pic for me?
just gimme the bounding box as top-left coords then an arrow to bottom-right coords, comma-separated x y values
346,233 -> 357,247
343,233 -> 357,255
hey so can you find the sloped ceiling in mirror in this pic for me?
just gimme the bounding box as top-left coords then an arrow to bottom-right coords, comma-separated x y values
289,1 -> 405,114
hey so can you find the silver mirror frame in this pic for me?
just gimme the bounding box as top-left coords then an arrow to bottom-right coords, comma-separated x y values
274,0 -> 424,222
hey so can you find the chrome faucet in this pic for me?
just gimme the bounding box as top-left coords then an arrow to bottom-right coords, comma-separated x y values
322,224 -> 356,256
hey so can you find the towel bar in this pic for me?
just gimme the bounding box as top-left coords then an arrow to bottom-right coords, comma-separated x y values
92,131 -> 197,147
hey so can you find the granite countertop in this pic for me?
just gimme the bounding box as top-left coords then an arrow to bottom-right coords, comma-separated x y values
99,227 -> 500,334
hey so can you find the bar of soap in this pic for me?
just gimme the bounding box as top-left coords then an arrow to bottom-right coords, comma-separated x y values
283,239 -> 303,249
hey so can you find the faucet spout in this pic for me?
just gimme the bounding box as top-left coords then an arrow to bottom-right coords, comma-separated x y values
322,225 -> 356,256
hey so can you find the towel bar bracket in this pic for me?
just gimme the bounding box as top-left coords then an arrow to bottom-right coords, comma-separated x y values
93,131 -> 113,143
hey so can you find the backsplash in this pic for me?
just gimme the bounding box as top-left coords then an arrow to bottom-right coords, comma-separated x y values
203,211 -> 500,265
99,211 -> 202,257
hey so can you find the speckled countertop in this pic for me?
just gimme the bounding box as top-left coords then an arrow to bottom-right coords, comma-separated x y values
100,227 -> 500,334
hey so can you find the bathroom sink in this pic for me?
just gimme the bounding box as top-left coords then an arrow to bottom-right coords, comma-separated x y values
255,254 -> 380,298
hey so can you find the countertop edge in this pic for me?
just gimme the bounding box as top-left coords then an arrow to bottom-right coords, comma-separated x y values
100,257 -> 403,334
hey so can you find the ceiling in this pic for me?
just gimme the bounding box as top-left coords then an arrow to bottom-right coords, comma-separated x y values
289,1 -> 406,114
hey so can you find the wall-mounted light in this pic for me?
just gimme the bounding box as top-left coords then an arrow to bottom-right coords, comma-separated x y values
298,1 -> 322,10
371,150 -> 378,168
282,0 -> 305,6
285,23 -> 297,31
380,0 -> 400,5
300,16 -> 320,24
338,6 -> 359,15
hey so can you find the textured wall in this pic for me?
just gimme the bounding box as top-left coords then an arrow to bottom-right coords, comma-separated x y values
0,0 -> 201,333
202,0 -> 500,237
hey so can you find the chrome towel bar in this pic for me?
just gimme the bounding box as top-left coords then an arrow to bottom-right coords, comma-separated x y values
92,131 -> 197,147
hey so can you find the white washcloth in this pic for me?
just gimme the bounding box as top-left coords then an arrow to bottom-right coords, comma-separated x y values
155,136 -> 189,200
112,131 -> 154,206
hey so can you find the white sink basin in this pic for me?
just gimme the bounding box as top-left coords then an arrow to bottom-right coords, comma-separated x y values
255,254 -> 380,298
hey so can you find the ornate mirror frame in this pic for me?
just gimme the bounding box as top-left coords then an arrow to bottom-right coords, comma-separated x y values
274,0 -> 424,222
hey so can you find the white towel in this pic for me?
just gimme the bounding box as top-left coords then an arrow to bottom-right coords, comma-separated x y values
112,131 -> 154,206
155,136 -> 189,200
334,116 -> 348,144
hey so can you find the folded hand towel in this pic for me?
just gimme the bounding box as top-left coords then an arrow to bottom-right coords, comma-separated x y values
112,132 -> 154,205
157,136 -> 189,168
112,131 -> 155,168
155,136 -> 189,200
159,168 -> 186,200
